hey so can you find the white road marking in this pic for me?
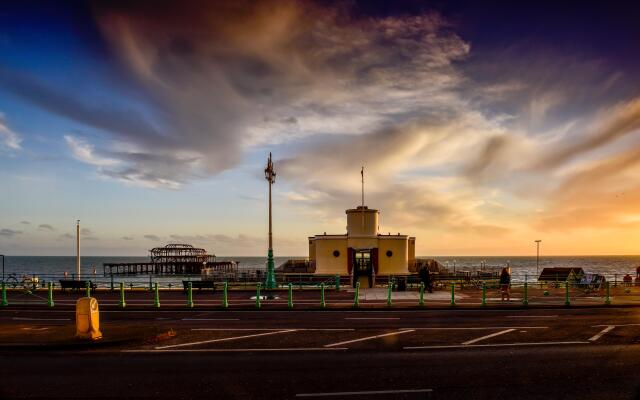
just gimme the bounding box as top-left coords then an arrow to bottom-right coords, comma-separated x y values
589,326 -> 615,342
462,328 -> 516,345
403,326 -> 547,330
296,388 -> 433,397
124,347 -> 348,353
592,323 -> 640,327
405,341 -> 589,350
155,329 -> 296,349
12,317 -> 70,321
344,317 -> 400,320
181,318 -> 239,321
192,328 -> 355,331
324,329 -> 415,348
506,315 -> 558,318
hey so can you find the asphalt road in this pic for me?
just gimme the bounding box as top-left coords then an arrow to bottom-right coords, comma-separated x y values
1,307 -> 640,399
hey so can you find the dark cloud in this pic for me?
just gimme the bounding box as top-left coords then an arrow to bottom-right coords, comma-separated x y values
38,224 -> 55,231
0,228 -> 22,237
121,236 -> 134,240
144,234 -> 160,241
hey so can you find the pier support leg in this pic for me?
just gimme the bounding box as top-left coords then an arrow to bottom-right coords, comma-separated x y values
222,281 -> 229,309
353,282 -> 360,308
47,281 -> 54,307
119,282 -> 126,308
1,282 -> 8,307
255,283 -> 261,309
450,281 -> 456,306
153,282 -> 160,308
320,283 -> 326,308
187,282 -> 194,308
419,282 -> 425,307
288,283 -> 293,309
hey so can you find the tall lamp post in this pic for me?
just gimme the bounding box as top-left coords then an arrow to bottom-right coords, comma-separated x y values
535,240 -> 542,276
264,153 -> 277,289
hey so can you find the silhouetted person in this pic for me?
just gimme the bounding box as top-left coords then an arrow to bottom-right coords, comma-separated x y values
419,267 -> 433,293
499,268 -> 511,301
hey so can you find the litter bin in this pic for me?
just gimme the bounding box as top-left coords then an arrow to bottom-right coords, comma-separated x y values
76,297 -> 102,340
396,277 -> 407,291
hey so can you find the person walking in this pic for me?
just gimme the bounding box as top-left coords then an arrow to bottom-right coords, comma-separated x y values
419,267 -> 433,293
499,268 -> 511,301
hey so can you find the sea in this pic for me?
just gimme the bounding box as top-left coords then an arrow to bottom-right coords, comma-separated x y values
2,255 -> 640,285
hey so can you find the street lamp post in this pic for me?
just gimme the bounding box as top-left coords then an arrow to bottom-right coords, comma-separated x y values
535,240 -> 542,275
264,153 -> 277,289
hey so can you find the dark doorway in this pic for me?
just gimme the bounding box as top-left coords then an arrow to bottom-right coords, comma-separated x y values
353,249 -> 373,288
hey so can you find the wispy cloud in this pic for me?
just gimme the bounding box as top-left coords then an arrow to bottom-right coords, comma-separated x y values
143,234 -> 160,241
0,228 -> 22,237
38,224 -> 55,232
0,114 -> 22,150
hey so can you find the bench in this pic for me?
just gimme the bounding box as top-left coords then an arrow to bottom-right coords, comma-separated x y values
59,280 -> 97,292
182,280 -> 216,292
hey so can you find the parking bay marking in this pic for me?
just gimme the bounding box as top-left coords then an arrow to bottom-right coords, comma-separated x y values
324,329 -> 415,348
296,389 -> 433,397
156,329 -> 297,350
405,341 -> 589,350
589,326 -> 615,342
462,328 -> 516,345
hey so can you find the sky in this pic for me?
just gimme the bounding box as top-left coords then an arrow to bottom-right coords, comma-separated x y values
1,0 -> 640,256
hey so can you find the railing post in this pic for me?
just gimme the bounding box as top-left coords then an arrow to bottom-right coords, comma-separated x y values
523,277 -> 528,307
288,283 -> 293,309
481,282 -> 486,307
450,281 -> 455,306
110,274 -> 114,291
255,283 -> 261,309
320,282 -> 326,308
85,281 -> 91,298
153,282 -> 160,308
187,281 -> 194,308
47,281 -> 54,307
564,281 -> 570,306
387,279 -> 393,307
419,282 -> 425,307
119,282 -> 126,308
353,281 -> 360,308
605,281 -> 611,305
335,274 -> 340,291
222,281 -> 229,309
1,282 -> 6,307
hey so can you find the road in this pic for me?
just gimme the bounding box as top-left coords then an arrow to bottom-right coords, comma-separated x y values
1,307 -> 640,399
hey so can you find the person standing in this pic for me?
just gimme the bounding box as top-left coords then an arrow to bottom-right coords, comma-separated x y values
419,267 -> 433,293
499,268 -> 511,301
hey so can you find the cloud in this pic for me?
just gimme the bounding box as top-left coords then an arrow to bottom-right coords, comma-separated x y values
0,228 -> 22,237
80,228 -> 93,235
59,233 -> 74,239
0,114 -> 22,150
143,234 -> 161,241
121,236 -> 134,240
38,224 -> 55,232
20,221 -> 30,225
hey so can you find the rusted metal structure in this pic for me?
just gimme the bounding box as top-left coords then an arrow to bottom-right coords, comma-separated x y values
103,243 -> 234,276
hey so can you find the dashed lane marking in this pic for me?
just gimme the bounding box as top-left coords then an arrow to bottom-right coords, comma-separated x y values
506,315 -> 558,318
181,318 -> 239,321
324,329 -> 415,348
124,347 -> 348,353
155,329 -> 296,350
589,326 -> 616,342
405,341 -> 589,350
344,317 -> 400,320
191,328 -> 355,331
462,329 -> 516,345
296,389 -> 433,397
400,326 -> 548,330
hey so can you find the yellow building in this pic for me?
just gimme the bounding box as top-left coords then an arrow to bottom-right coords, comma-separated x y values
309,205 -> 416,287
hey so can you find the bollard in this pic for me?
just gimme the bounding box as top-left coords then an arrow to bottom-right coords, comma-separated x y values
153,282 -> 160,308
288,283 -> 293,309
353,282 -> 360,308
605,281 -> 611,305
85,281 -> 91,298
523,280 -> 528,307
118,282 -> 126,308
1,282 -> 7,307
187,281 -> 194,308
450,281 -> 456,306
47,281 -> 54,307
320,282 -> 326,308
387,279 -> 393,307
255,283 -> 261,309
110,274 -> 114,291
481,282 -> 487,307
419,282 -> 425,307
564,281 -> 570,306
222,281 -> 229,309
335,274 -> 340,291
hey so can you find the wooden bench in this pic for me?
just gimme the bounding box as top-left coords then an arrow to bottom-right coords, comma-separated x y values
182,280 -> 216,292
59,280 -> 97,292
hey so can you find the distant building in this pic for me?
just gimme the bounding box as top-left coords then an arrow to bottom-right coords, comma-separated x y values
309,205 -> 416,288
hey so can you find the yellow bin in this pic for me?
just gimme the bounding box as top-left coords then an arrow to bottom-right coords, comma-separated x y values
76,297 -> 102,340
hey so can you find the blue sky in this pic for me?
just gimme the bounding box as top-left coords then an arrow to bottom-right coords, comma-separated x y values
1,1 -> 640,256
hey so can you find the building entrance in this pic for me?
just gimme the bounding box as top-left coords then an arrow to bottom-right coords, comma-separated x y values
353,249 -> 373,288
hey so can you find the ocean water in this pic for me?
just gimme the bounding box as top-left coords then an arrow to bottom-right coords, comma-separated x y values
2,255 -> 640,283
